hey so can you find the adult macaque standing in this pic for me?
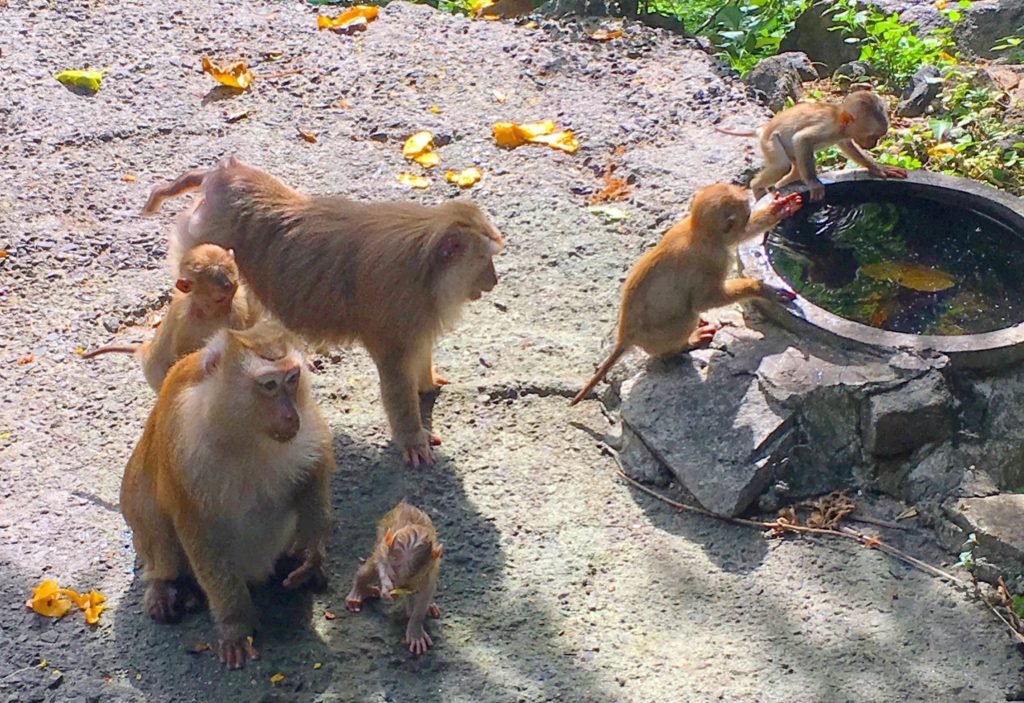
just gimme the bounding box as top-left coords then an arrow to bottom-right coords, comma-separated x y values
121,321 -> 334,669
83,244 -> 256,390
143,157 -> 504,467
571,185 -> 803,406
716,88 -> 907,201
345,501 -> 443,655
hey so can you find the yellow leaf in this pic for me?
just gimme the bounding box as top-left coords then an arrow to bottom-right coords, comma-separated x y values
297,128 -> 317,143
25,580 -> 73,618
413,151 -> 441,168
445,167 -> 482,188
397,173 -> 431,189
470,0 -> 495,12
493,121 -> 525,148
201,57 -> 253,90
0,432 -> 10,440
123,174 -> 137,183
589,29 -> 623,41
928,142 -> 956,157
492,89 -> 507,104
270,673 -> 285,684
517,120 -> 556,139
59,587 -> 87,609
84,603 -> 106,625
403,131 -> 434,158
861,262 -> 956,292
54,68 -> 108,93
313,662 -> 322,670
429,105 -> 441,114
317,5 -> 379,32
0,250 -> 8,258
389,587 -> 417,597
75,347 -> 85,355
528,130 -> 579,153
934,0 -> 947,9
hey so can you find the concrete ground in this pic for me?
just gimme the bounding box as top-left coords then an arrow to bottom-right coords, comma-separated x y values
1,1 -> 1022,701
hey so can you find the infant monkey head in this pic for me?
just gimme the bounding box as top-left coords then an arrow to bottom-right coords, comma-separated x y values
176,244 -> 239,315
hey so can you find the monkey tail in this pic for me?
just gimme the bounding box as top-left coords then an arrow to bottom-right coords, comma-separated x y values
142,168 -> 210,215
712,125 -> 759,138
570,343 -> 628,406
81,345 -> 138,359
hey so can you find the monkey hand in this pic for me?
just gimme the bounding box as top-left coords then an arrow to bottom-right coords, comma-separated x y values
807,181 -> 826,202
878,165 -> 908,179
218,636 -> 259,670
404,624 -> 434,655
769,285 -> 797,303
768,192 -> 803,220
282,547 -> 327,590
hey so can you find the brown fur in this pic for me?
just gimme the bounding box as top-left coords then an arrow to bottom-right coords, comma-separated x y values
83,244 -> 256,391
571,185 -> 802,405
344,501 -> 443,655
143,157 -> 505,466
121,321 -> 334,669
719,89 -> 907,201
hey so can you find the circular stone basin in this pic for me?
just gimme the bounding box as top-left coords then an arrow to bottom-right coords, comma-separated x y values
738,170 -> 1024,369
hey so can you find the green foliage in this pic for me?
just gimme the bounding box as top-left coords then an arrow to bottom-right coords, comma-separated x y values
992,30 -> 1024,64
692,0 -> 810,75
956,532 -> 978,571
827,0 -> 966,87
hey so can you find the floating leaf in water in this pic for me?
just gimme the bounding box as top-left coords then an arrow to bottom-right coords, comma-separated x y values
201,57 -> 253,90
445,167 -> 482,188
54,68 -> 109,94
397,173 -> 430,189
316,5 -> 379,33
860,262 -> 956,292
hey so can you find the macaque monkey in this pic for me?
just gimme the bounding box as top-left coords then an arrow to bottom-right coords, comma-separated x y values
120,321 -> 334,669
345,501 -> 443,655
142,157 -> 504,467
716,88 -> 907,201
570,185 -> 803,406
83,244 -> 256,390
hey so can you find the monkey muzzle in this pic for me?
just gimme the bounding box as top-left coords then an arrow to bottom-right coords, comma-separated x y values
269,397 -> 300,442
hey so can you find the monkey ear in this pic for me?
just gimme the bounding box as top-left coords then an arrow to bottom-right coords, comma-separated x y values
848,83 -> 873,93
200,330 -> 228,374
175,278 -> 193,294
384,529 -> 396,547
724,214 -> 739,231
227,248 -> 236,259
438,233 -> 464,263
432,543 -> 444,560
838,111 -> 856,126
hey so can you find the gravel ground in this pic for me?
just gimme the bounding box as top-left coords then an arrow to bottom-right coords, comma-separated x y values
1,1 -> 1022,701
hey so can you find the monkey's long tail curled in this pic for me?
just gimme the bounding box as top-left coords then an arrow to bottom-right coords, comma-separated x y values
81,344 -> 139,359
570,343 -> 628,406
141,168 -> 210,215
712,125 -> 759,138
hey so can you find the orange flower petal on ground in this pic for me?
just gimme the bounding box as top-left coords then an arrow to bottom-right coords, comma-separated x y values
445,167 -> 482,188
200,57 -> 253,90
588,29 -> 623,41
397,173 -> 431,189
413,151 -> 441,168
527,130 -> 580,153
493,121 -> 526,148
317,6 -> 379,33
25,580 -> 74,618
402,131 -> 434,158
516,120 -> 556,139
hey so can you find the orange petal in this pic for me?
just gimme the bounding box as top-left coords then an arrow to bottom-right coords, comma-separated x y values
201,57 -> 253,90
528,130 -> 580,153
397,173 -> 431,189
492,122 -> 525,148
402,131 -> 434,158
445,167 -> 482,188
413,151 -> 441,168
515,120 -> 556,139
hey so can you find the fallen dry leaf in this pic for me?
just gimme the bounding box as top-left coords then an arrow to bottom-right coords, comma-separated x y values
588,163 -> 631,204
414,151 -> 441,168
16,355 -> 34,365
201,57 -> 253,90
445,167 -> 482,188
429,105 -> 441,114
860,261 -> 956,292
492,120 -> 579,153
528,130 -> 579,153
397,173 -> 431,189
122,174 -> 136,183
0,250 -> 8,258
54,68 -> 109,93
324,610 -> 336,620
264,50 -> 284,61
25,580 -> 73,618
332,97 -> 351,109
270,673 -> 285,684
317,5 -> 379,33
863,535 -> 882,549
297,128 -> 317,143
492,89 -> 507,104
313,662 -> 323,669
588,29 -> 623,41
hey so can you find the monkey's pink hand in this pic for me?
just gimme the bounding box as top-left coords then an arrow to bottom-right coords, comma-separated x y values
880,165 -> 908,179
218,637 -> 259,670
282,548 -> 326,590
687,323 -> 717,348
770,192 -> 803,218
405,626 -> 434,655
770,286 -> 797,302
807,182 -> 826,202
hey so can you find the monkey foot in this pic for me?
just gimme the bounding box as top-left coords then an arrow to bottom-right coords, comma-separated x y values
345,586 -> 381,613
404,629 -> 434,656
282,559 -> 327,591
428,603 -> 441,619
879,165 -> 908,179
219,636 -> 259,670
687,323 -> 718,348
144,580 -> 182,624
432,368 -> 450,386
402,443 -> 435,468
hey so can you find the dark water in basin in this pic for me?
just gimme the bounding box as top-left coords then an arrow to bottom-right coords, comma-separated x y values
765,192 -> 1024,335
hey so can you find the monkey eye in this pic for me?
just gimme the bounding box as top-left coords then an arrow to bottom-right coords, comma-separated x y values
285,368 -> 300,387
259,378 -> 279,393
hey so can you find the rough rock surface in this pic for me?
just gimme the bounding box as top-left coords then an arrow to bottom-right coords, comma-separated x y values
2,1 -> 1023,702
895,65 -> 942,118
742,53 -> 809,112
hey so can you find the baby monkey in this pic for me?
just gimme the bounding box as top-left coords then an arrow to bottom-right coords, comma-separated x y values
83,244 -> 254,390
717,87 -> 907,201
345,501 -> 443,655
571,185 -> 802,406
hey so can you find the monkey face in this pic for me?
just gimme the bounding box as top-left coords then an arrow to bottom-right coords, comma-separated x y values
469,258 -> 498,300
854,131 -> 882,150
252,363 -> 302,442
